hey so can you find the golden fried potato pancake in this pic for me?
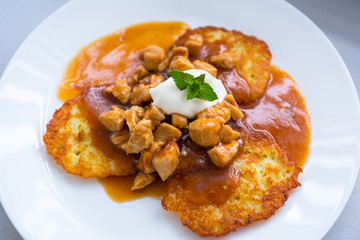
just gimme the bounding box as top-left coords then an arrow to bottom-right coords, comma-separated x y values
43,94 -> 136,178
173,27 -> 272,102
162,137 -> 301,237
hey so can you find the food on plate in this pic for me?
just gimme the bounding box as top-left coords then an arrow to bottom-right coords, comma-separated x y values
149,69 -> 228,118
162,137 -> 301,237
43,22 -> 311,237
172,26 -> 272,102
43,94 -> 136,178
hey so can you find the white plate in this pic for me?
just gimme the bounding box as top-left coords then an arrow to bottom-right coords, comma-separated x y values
1,0 -> 359,239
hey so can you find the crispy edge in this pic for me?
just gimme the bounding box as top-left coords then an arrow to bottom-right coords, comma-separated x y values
43,94 -> 136,178
162,137 -> 301,237
172,26 -> 272,102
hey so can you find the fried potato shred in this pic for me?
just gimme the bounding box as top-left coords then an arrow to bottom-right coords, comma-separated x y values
43,94 -> 136,178
162,138 -> 301,237
172,26 -> 272,102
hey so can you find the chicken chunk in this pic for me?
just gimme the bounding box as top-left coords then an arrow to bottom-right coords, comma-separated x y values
131,65 -> 149,83
171,113 -> 187,129
193,60 -> 217,77
185,34 -> 203,56
111,128 -> 130,151
126,119 -> 153,154
210,52 -> 237,69
131,172 -> 157,191
124,106 -> 144,132
104,78 -> 131,104
218,125 -> 241,144
158,46 -> 189,72
149,74 -> 164,88
138,141 -> 164,173
170,26 -> 272,103
170,46 -> 189,58
143,103 -> 165,130
197,103 -> 231,124
169,56 -> 195,72
154,123 -> 182,142
99,106 -> 125,131
138,74 -> 164,88
223,94 -> 244,120
141,45 -> 166,71
153,141 -> 180,181
188,118 -> 221,147
207,141 -> 239,167
131,84 -> 152,105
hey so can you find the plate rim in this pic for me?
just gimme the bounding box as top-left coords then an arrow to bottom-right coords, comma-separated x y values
0,0 -> 359,239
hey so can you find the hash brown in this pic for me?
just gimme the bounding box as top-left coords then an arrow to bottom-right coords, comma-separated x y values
173,26 -> 272,102
43,93 -> 136,178
162,137 -> 301,237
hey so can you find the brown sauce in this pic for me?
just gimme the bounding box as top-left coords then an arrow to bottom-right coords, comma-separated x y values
98,176 -> 167,202
58,22 -> 311,204
58,21 -> 189,102
239,66 -> 311,166
79,87 -> 138,165
174,164 -> 241,206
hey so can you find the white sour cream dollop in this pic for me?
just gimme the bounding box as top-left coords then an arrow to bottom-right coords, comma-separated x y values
149,69 -> 227,119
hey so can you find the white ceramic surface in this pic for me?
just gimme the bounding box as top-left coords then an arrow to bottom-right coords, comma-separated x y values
0,0 -> 359,239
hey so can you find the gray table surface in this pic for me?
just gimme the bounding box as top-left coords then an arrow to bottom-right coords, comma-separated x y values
0,0 -> 359,239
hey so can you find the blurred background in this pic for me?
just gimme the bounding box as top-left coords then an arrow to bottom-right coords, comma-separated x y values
0,0 -> 359,239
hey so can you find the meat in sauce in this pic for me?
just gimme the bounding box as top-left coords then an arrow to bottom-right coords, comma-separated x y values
57,22 -> 311,204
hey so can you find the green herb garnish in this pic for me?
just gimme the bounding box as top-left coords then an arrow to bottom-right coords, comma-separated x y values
170,71 -> 218,101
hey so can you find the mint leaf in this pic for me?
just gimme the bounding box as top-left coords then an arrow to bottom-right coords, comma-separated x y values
187,82 -> 200,100
197,82 -> 218,101
193,74 -> 205,84
170,71 -> 193,90
171,70 -> 218,101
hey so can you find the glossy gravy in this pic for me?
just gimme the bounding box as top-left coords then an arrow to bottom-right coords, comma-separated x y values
58,21 -> 189,101
58,22 -> 311,204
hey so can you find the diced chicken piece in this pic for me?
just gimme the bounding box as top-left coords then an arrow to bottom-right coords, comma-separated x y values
224,94 -> 240,105
104,78 -> 131,104
131,84 -> 152,105
98,106 -> 125,131
170,46 -> 189,59
153,141 -> 180,181
143,103 -> 165,130
197,103 -> 231,124
171,113 -> 187,129
158,60 -> 169,72
131,65 -> 149,83
138,75 -> 151,86
170,46 -> 189,58
223,94 -> 244,120
124,106 -> 144,132
138,74 -> 164,87
126,119 -> 154,154
154,123 -> 182,142
138,141 -> 164,173
185,34 -> 203,56
207,141 -> 239,167
141,45 -> 166,71
169,56 -> 195,72
218,125 -> 241,144
210,52 -> 237,69
148,74 -> 164,88
188,118 -> 221,147
193,60 -> 217,77
158,46 -> 189,72
131,172 -> 157,191
111,128 -> 130,151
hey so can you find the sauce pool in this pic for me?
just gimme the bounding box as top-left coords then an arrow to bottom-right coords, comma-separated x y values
58,21 -> 189,101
